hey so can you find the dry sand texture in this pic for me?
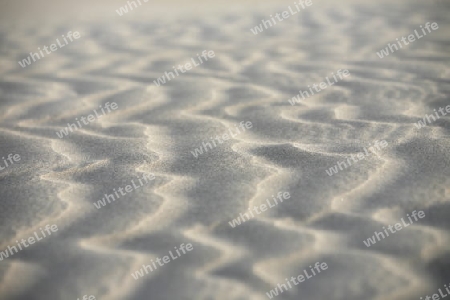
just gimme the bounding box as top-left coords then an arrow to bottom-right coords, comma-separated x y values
0,0 -> 449,299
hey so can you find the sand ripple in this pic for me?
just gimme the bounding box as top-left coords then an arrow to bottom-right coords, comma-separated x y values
0,0 -> 449,299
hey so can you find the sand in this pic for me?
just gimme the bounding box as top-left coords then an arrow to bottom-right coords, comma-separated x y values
0,0 -> 449,299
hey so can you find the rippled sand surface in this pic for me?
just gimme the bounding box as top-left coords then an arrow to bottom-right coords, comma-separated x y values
0,0 -> 449,299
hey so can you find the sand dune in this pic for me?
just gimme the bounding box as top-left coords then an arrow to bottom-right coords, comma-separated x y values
0,0 -> 449,299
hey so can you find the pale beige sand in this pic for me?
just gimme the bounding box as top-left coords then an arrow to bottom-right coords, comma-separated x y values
0,0 -> 449,299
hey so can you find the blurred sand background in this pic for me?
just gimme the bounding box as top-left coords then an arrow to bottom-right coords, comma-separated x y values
0,0 -> 449,299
